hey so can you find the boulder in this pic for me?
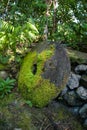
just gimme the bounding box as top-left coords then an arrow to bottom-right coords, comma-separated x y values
18,42 -> 70,107
66,48 -> 87,64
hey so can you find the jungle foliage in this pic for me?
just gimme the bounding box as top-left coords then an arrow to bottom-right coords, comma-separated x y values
0,0 -> 87,53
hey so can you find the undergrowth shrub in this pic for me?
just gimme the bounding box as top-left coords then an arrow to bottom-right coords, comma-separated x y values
0,77 -> 15,98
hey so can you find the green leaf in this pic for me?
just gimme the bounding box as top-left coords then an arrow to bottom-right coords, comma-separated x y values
27,22 -> 39,33
25,100 -> 33,107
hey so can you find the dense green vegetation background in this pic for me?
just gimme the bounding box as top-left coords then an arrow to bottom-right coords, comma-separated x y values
0,0 -> 87,53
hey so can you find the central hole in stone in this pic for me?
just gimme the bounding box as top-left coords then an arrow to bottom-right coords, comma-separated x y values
32,63 -> 37,75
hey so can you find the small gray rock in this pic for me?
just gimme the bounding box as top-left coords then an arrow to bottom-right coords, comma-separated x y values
67,73 -> 79,90
69,107 -> 80,115
75,64 -> 87,74
0,71 -> 8,79
63,91 -> 83,106
79,104 -> 87,118
73,107 -> 80,115
76,86 -> 87,100
80,75 -> 87,88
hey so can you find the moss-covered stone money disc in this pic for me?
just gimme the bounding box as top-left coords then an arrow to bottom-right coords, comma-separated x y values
18,42 -> 71,107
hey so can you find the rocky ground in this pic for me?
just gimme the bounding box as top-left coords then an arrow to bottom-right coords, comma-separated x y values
60,64 -> 87,128
0,93 -> 83,130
